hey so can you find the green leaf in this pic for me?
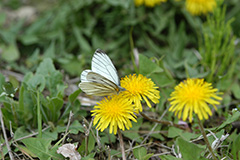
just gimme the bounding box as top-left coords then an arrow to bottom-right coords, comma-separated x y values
231,82 -> 240,99
159,155 -> 182,160
0,144 -> 8,160
0,13 -> 6,26
133,147 -> 154,160
27,74 -> 46,92
36,58 -> 56,74
56,120 -> 84,134
14,126 -> 30,140
231,132 -> 240,159
151,72 -> 174,87
0,74 -> 5,93
21,137 -> 63,160
1,43 -> 19,62
222,94 -> 231,107
133,147 -> 147,159
69,89 -> 81,103
46,97 -> 64,122
122,118 -> 142,142
139,54 -> 163,76
100,132 -> 116,145
36,58 -> 64,96
73,25 -> 91,53
2,82 -> 15,96
88,133 -> 96,153
20,34 -> 39,45
44,41 -> 55,59
217,111 -> 240,130
42,129 -> 58,141
177,137 -> 204,160
168,127 -> 198,141
60,58 -> 83,76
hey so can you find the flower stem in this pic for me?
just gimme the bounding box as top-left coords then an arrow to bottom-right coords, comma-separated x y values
197,117 -> 217,160
37,91 -> 42,138
129,26 -> 138,74
118,128 -> 126,160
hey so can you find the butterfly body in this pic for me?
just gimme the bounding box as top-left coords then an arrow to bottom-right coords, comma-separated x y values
79,49 -> 124,96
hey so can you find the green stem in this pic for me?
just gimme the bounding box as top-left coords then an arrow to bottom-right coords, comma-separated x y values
37,91 -> 42,138
129,26 -> 138,73
197,117 -> 217,160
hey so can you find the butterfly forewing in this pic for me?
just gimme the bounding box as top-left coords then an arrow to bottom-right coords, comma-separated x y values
86,72 -> 118,88
91,49 -> 119,85
79,49 -> 123,96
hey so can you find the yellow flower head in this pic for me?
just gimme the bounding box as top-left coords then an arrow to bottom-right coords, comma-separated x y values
91,94 -> 137,134
121,74 -> 160,113
169,78 -> 222,122
186,0 -> 216,16
135,0 -> 167,7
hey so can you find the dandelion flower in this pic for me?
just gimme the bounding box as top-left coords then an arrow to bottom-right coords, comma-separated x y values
121,74 -> 160,113
169,78 -> 222,122
91,94 -> 137,135
135,0 -> 167,7
186,0 -> 216,16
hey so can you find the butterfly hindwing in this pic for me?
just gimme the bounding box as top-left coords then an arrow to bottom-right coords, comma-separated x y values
79,82 -> 118,96
80,69 -> 92,82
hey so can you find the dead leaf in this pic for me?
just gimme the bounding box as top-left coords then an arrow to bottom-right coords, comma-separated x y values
57,143 -> 81,160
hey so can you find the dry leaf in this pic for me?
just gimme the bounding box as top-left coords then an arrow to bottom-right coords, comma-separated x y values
57,143 -> 81,160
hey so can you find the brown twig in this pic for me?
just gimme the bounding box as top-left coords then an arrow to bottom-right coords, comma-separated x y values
140,112 -> 186,130
62,111 -> 74,144
118,128 -> 126,160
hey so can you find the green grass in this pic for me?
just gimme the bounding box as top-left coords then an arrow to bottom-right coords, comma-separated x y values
0,0 -> 240,159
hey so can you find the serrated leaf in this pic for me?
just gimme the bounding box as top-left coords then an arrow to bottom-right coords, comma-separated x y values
217,111 -> 240,130
21,137 -> 63,160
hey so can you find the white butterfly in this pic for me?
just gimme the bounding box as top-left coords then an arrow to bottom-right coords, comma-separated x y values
79,49 -> 125,96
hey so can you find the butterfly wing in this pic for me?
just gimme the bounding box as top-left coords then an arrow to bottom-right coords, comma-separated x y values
80,69 -> 92,82
91,49 -> 120,86
79,72 -> 119,96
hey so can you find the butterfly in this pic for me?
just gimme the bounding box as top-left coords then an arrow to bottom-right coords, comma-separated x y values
79,49 -> 125,96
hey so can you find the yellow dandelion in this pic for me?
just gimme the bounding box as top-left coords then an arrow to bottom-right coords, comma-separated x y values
134,0 -> 167,7
186,0 -> 216,16
121,74 -> 160,113
169,78 -> 222,122
91,94 -> 137,135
